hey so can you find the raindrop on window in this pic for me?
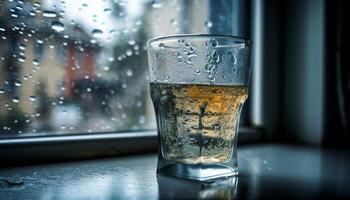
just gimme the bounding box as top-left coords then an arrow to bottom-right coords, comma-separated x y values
14,80 -> 22,87
204,20 -> 213,28
29,96 -> 36,102
126,69 -> 133,77
128,40 -> 136,45
18,55 -> 26,63
43,10 -> 58,18
12,96 -> 20,103
170,19 -> 178,26
104,8 -> 112,14
126,49 -> 133,56
152,1 -> 162,8
91,29 -> 103,38
51,21 -> 65,32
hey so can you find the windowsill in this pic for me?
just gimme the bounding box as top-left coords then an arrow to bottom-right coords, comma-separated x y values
0,127 -> 262,166
0,144 -> 349,199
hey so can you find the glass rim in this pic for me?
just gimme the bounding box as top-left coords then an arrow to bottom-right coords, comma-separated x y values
147,34 -> 251,46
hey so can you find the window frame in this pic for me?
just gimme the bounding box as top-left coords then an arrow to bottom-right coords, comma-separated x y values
0,0 -> 265,166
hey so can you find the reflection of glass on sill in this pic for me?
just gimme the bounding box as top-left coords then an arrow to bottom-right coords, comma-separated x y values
157,175 -> 238,200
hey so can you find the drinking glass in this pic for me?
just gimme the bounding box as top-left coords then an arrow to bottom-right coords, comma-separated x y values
147,34 -> 251,181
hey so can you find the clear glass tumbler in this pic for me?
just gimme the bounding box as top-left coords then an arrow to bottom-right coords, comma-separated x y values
147,34 -> 251,181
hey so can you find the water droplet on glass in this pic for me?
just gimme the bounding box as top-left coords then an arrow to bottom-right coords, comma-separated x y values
51,21 -> 65,32
139,116 -> 146,124
34,2 -> 41,7
29,96 -> 36,101
18,56 -> 26,63
159,43 -> 165,50
19,43 -> 26,50
108,57 -> 114,62
14,80 -> 22,87
170,19 -> 178,26
195,70 -> 201,75
0,89 -> 4,94
164,75 -> 169,81
32,59 -> 39,65
12,96 -> 20,103
43,10 -> 57,18
104,8 -> 112,14
128,40 -> 136,45
103,66 -> 110,71
228,52 -> 237,64
206,39 -> 218,47
152,1 -> 162,8
212,50 -> 220,63
125,69 -> 133,77
92,29 -> 103,38
16,5 -> 23,10
86,87 -> 91,92
126,49 -> 133,56
36,39 -> 44,44
204,21 -> 213,28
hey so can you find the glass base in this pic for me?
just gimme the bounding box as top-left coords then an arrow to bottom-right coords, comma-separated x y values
157,153 -> 238,182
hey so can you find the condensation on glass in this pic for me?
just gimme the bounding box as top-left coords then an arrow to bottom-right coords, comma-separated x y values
0,0 -> 244,136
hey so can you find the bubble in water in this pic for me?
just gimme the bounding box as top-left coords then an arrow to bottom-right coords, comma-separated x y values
126,49 -> 133,56
12,96 -> 20,103
152,1 -> 162,8
43,10 -> 57,18
0,89 -> 4,94
195,70 -> 201,75
86,87 -> 91,92
51,21 -> 65,32
159,43 -> 165,50
204,20 -> 213,28
103,66 -> 110,71
14,80 -> 22,87
126,69 -> 133,76
92,29 -> 103,38
29,96 -> 36,101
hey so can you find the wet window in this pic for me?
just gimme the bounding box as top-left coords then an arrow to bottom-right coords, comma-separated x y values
0,0 -> 248,137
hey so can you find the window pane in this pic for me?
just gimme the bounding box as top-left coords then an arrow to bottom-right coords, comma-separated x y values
0,0 -> 248,137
